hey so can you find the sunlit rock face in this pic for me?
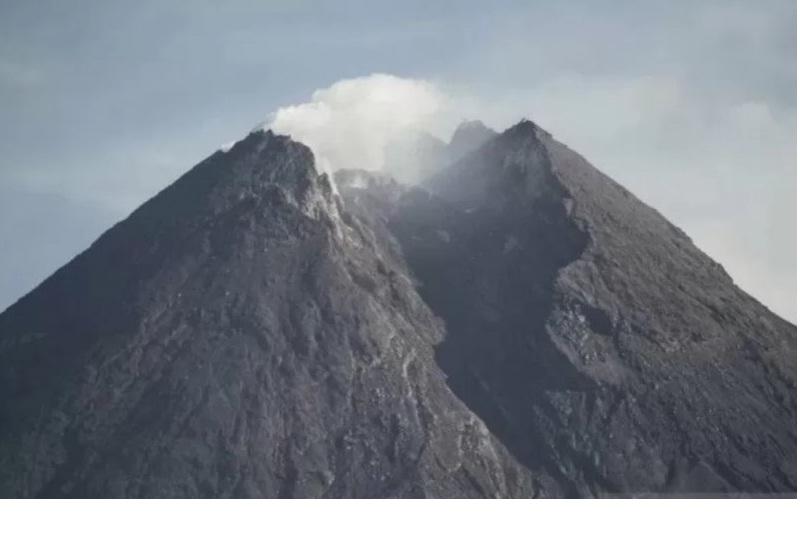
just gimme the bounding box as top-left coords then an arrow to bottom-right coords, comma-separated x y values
0,121 -> 794,498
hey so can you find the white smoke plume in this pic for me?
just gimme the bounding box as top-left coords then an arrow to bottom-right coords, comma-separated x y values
264,74 -> 453,177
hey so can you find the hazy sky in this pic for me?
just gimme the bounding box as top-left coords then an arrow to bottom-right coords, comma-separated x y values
0,0 -> 795,320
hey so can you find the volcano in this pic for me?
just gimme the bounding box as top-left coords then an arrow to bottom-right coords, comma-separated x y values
0,120 -> 794,497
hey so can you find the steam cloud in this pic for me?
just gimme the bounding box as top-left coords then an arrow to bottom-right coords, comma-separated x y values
265,74 -> 453,176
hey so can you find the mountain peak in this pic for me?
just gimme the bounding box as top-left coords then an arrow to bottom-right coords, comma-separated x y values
447,120 -> 497,161
502,118 -> 551,140
222,129 -> 314,169
208,128 -> 340,221
0,116 -> 794,498
450,119 -> 493,139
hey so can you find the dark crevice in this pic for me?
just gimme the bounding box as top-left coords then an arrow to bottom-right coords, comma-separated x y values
388,148 -> 594,486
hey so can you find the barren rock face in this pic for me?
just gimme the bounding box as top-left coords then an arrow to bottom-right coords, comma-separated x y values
367,121 -> 796,496
0,122 -> 795,498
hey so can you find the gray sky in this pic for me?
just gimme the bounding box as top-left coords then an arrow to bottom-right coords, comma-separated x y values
0,0 -> 795,320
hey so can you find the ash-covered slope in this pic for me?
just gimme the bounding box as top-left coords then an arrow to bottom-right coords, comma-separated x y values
0,120 -> 795,498
0,130 -> 536,497
340,120 -> 795,496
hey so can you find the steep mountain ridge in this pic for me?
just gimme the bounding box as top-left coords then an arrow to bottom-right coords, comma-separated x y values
0,130 -> 540,497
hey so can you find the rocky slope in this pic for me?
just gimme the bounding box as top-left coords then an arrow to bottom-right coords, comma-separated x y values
0,131 -> 541,497
340,120 -> 796,496
0,121 -> 795,497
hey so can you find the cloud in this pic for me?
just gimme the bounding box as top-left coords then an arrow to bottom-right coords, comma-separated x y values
265,74 -> 451,175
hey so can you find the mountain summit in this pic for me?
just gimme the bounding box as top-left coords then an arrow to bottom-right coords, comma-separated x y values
446,120 -> 497,161
0,120 -> 795,497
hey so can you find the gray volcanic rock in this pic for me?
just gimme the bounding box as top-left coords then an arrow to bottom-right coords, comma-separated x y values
0,120 -> 795,498
0,130 -> 535,497
354,120 -> 795,496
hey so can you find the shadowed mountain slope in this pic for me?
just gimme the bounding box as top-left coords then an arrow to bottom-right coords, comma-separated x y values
340,120 -> 796,496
